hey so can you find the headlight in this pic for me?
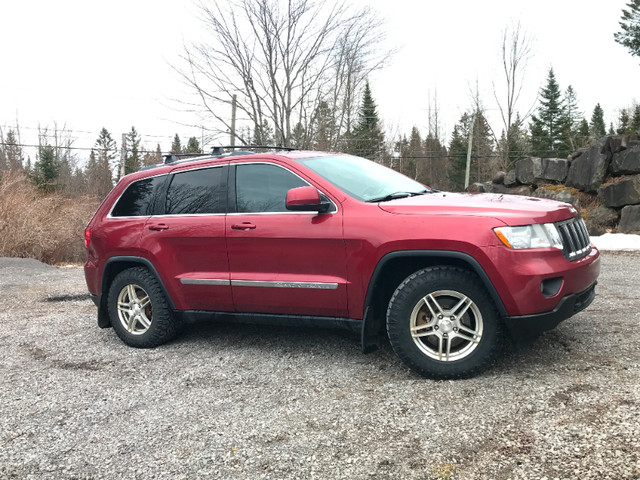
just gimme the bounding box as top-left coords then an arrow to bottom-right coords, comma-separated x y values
494,223 -> 563,250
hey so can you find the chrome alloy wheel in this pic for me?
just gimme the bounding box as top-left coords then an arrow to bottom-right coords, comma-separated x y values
409,290 -> 483,362
116,283 -> 153,335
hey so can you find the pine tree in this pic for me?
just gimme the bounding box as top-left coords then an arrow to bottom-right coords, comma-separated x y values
184,137 -> 202,154
529,68 -> 570,158
31,144 -> 59,193
561,86 -> 583,152
448,125 -> 468,191
498,113 -> 529,170
577,119 -> 591,148
590,104 -> 606,141
170,134 -> 182,154
1,129 -> 24,171
92,128 -> 117,196
614,0 -> 640,57
348,82 -> 384,161
632,105 -> 640,132
252,120 -> 275,146
312,101 -> 335,151
124,127 -> 141,174
616,109 -> 636,135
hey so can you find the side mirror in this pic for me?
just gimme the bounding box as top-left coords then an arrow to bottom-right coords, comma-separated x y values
286,186 -> 331,213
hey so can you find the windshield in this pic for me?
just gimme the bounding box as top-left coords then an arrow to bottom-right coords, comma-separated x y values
296,154 -> 430,202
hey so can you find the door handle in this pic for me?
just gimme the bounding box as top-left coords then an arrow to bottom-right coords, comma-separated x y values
148,223 -> 169,231
231,222 -> 256,231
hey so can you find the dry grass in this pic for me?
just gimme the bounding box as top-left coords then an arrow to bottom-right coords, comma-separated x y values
0,172 -> 100,264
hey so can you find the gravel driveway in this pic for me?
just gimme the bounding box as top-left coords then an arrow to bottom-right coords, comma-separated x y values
0,254 -> 638,479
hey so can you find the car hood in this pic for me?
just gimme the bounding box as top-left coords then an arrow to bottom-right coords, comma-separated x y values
377,192 -> 577,225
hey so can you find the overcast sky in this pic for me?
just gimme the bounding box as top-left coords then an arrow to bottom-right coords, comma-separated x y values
1,0 -> 638,160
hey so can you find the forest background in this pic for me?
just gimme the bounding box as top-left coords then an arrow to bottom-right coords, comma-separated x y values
1,0 -> 639,263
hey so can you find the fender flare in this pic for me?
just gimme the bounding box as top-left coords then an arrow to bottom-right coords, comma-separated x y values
360,250 -> 507,351
97,256 -> 177,328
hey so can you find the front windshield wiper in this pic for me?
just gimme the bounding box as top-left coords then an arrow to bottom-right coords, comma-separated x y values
366,190 -> 431,203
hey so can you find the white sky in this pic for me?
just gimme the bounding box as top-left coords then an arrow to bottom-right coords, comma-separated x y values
1,0 -> 638,161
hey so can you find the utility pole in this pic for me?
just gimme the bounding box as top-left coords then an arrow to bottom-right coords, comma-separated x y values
230,94 -> 237,146
464,114 -> 476,190
120,133 -> 127,179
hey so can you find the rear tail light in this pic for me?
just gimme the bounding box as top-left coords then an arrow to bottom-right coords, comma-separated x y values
84,228 -> 92,248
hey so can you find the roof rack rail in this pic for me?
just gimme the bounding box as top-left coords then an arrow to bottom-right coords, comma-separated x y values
211,145 -> 296,156
163,152 -> 211,165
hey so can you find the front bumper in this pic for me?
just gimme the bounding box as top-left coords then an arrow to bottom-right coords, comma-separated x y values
504,281 -> 597,342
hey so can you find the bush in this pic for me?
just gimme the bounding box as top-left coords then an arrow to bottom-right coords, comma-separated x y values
0,172 -> 100,264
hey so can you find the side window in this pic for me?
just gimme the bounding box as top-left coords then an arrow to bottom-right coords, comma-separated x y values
236,164 -> 308,213
111,176 -> 164,217
165,167 -> 225,215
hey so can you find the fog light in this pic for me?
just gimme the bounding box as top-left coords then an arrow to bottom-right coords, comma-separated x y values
541,277 -> 563,297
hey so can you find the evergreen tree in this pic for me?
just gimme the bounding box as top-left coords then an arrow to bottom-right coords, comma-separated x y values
423,132 -> 449,189
448,125 -> 468,191
590,104 -> 606,140
576,119 -> 591,148
632,105 -> 640,132
312,101 -> 335,151
252,120 -> 275,146
170,134 -> 182,154
184,137 -> 202,154
348,82 -> 384,161
561,86 -> 584,152
31,144 -> 59,193
124,126 -> 141,174
93,128 -> 117,196
614,0 -> 640,57
1,129 -> 24,171
529,68 -> 570,158
290,123 -> 308,149
498,113 -> 530,170
617,109 -> 633,134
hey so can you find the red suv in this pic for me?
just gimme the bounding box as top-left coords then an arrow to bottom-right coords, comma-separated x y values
84,149 -> 600,378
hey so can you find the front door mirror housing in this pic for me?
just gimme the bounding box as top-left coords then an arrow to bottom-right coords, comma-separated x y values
286,186 -> 331,213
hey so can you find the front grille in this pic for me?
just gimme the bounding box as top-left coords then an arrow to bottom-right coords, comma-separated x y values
556,217 -> 591,261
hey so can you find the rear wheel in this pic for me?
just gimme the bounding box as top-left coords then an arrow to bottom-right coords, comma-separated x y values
387,266 -> 503,379
107,267 -> 180,348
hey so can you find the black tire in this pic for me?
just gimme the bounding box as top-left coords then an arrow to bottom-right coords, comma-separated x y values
107,267 -> 181,348
386,266 -> 504,379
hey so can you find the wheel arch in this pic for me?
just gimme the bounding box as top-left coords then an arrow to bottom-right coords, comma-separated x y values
98,256 -> 176,328
360,250 -> 507,351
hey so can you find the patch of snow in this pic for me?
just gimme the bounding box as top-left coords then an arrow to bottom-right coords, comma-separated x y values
591,233 -> 640,251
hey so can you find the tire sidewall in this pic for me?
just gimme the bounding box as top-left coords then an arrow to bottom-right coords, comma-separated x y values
387,267 -> 502,379
107,267 -> 175,348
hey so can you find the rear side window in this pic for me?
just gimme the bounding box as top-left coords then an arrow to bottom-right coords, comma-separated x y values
165,167 -> 225,215
111,176 -> 164,217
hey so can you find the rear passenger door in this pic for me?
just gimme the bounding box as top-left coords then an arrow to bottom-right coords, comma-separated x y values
139,164 -> 233,312
226,162 -> 348,317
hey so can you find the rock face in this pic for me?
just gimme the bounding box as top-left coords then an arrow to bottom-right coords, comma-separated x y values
598,175 -> 640,208
619,205 -> 640,234
565,137 -> 612,193
584,205 -> 620,236
515,157 -> 568,185
504,169 -> 518,187
533,187 -> 579,208
610,144 -> 640,175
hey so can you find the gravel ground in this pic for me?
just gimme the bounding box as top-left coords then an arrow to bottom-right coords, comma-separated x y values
0,254 -> 638,480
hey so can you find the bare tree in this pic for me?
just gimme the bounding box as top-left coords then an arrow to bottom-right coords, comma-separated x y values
176,0 -> 390,147
493,22 -> 535,170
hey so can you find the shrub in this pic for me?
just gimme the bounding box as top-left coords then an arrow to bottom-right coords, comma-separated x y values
0,172 -> 100,264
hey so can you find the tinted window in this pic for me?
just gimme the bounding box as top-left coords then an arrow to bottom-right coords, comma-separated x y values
166,167 -> 225,215
236,164 -> 307,213
111,176 -> 164,217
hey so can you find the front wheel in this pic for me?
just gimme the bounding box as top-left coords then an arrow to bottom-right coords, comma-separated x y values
107,267 -> 181,348
387,266 -> 504,379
